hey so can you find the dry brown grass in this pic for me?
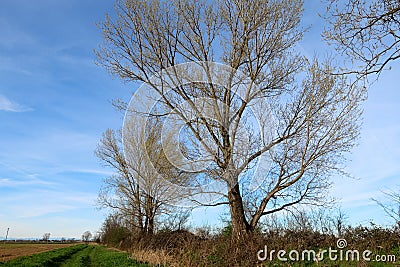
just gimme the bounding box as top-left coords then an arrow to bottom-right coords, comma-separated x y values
127,231 -> 266,266
0,243 -> 77,262
122,226 -> 400,266
130,248 -> 173,266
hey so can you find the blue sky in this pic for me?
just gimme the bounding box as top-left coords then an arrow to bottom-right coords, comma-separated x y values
0,0 -> 128,239
0,1 -> 399,239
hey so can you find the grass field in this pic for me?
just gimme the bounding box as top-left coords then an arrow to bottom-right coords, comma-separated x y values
0,244 -> 149,266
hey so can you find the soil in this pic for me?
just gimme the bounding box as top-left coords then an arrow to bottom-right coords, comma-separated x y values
0,243 -> 76,262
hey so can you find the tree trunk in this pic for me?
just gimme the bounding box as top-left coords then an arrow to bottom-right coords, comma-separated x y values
228,183 -> 250,239
148,216 -> 154,235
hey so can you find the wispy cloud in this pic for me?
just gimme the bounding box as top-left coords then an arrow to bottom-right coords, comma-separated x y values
0,177 -> 54,188
1,187 -> 98,218
0,94 -> 33,112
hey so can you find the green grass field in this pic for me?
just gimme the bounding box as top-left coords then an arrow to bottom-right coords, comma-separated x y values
0,244 -> 149,267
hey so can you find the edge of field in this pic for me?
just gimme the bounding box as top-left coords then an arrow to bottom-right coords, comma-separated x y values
0,243 -> 82,262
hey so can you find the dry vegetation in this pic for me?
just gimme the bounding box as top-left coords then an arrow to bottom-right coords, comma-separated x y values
97,216 -> 400,266
123,226 -> 400,266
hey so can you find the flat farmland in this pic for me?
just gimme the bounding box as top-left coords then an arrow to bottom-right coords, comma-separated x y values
0,244 -> 148,266
0,243 -> 77,262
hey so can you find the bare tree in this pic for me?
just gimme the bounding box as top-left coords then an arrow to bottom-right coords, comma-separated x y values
42,233 -> 51,242
96,116 -> 188,235
99,213 -> 131,246
373,189 -> 400,224
82,231 -> 92,242
323,0 -> 400,78
157,208 -> 191,232
96,0 -> 365,239
4,228 -> 9,243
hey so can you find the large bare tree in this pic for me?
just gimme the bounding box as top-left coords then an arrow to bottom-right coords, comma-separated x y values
323,0 -> 400,78
96,0 -> 365,238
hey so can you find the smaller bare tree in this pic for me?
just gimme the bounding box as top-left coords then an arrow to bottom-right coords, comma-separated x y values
42,233 -> 51,243
82,231 -> 92,243
373,189 -> 400,224
96,116 -> 190,236
157,208 -> 191,232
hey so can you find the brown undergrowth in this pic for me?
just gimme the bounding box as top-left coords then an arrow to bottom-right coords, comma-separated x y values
103,225 -> 400,266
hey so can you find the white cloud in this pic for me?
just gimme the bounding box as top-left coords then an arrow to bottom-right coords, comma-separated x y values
0,94 -> 33,112
0,177 -> 53,188
2,189 -> 98,219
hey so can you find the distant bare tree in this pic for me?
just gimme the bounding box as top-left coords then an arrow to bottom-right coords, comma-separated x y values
97,0 -> 365,239
82,231 -> 92,242
5,228 -> 9,242
158,208 -> 191,232
324,0 -> 400,79
42,233 -> 50,242
262,207 -> 347,236
331,209 -> 347,237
